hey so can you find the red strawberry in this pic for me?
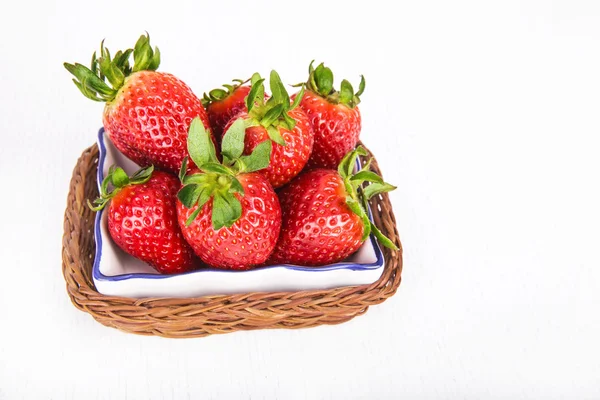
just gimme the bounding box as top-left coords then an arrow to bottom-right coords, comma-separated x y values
269,147 -> 397,266
65,34 -> 212,174
176,117 -> 281,269
222,71 -> 313,188
202,80 -> 251,142
296,61 -> 365,169
89,166 -> 197,274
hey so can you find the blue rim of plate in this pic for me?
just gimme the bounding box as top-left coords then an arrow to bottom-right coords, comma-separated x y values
92,128 -> 384,282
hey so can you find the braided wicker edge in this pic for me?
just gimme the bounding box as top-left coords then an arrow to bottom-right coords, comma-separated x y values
61,143 -> 403,338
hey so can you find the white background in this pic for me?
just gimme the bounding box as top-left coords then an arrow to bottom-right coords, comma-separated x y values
1,0 -> 599,399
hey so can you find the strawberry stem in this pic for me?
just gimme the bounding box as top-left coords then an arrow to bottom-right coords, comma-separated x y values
305,60 -> 365,108
339,147 -> 398,249
87,165 -> 154,211
201,78 -> 250,108
178,117 -> 272,229
64,33 -> 160,103
244,70 -> 306,146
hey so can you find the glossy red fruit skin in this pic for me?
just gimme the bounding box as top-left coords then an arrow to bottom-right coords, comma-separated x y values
206,85 -> 251,142
269,169 -> 365,266
298,90 -> 361,169
107,171 -> 197,274
176,173 -> 282,270
103,71 -> 212,174
224,108 -> 314,188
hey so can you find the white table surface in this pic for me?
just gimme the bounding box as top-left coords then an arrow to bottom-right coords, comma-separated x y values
1,0 -> 599,399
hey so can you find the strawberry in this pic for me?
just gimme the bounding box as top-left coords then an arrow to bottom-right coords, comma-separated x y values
202,80 -> 251,142
89,166 -> 197,274
296,61 -> 365,169
269,147 -> 397,266
176,117 -> 281,269
222,71 -> 313,188
64,34 -> 212,174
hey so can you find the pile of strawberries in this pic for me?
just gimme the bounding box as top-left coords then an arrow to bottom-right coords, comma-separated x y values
65,34 -> 397,273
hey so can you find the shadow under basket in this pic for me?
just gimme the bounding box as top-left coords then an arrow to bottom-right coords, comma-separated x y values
61,142 -> 403,338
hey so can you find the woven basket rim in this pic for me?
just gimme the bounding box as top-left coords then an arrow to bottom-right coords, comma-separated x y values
61,142 -> 403,338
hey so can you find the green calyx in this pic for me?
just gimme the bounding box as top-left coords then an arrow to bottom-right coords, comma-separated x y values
243,70 -> 305,146
338,147 -> 398,250
87,165 -> 154,211
64,33 -> 161,103
304,60 -> 365,108
201,78 -> 249,107
177,117 -> 272,230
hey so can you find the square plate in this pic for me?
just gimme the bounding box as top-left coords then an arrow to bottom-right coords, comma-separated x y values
92,129 -> 385,298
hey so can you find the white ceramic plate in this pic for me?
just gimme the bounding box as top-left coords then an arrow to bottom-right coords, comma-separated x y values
92,129 -> 385,298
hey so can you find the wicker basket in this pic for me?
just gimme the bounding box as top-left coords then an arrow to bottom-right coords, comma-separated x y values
61,142 -> 403,338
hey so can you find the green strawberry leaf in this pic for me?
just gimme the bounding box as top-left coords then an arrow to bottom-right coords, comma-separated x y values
303,61 -> 365,108
132,36 -> 152,72
101,166 -> 113,195
187,117 -> 217,168
335,145 -> 398,250
111,50 -> 123,69
182,173 -> 208,186
198,162 -> 232,175
338,151 -> 353,179
356,146 -> 368,156
130,165 -> 153,179
291,85 -> 305,110
344,180 -> 354,198
229,177 -> 244,195
361,158 -> 373,174
356,75 -> 366,97
340,79 -> 354,105
239,140 -> 272,172
91,51 -> 98,74
350,170 -> 383,184
130,165 -> 154,184
148,46 -> 161,71
105,63 -> 125,89
245,118 -> 260,128
131,34 -> 160,72
363,182 -> 397,200
269,70 -> 286,105
260,103 -> 284,128
72,79 -> 102,102
185,206 -> 203,226
267,126 -> 286,146
346,151 -> 359,177
196,186 -> 212,210
314,63 -> 334,97
277,81 -> 290,109
209,88 -> 227,101
346,146 -> 368,177
179,157 -> 188,182
282,112 -> 296,131
66,34 -> 161,104
224,193 -> 242,223
111,49 -> 124,69
345,196 -> 371,241
88,164 -> 153,212
212,192 -> 242,230
177,184 -> 201,208
371,222 -> 398,250
221,117 -> 246,163
246,74 -> 265,112
182,184 -> 214,226
64,63 -> 115,97
250,72 -> 262,86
